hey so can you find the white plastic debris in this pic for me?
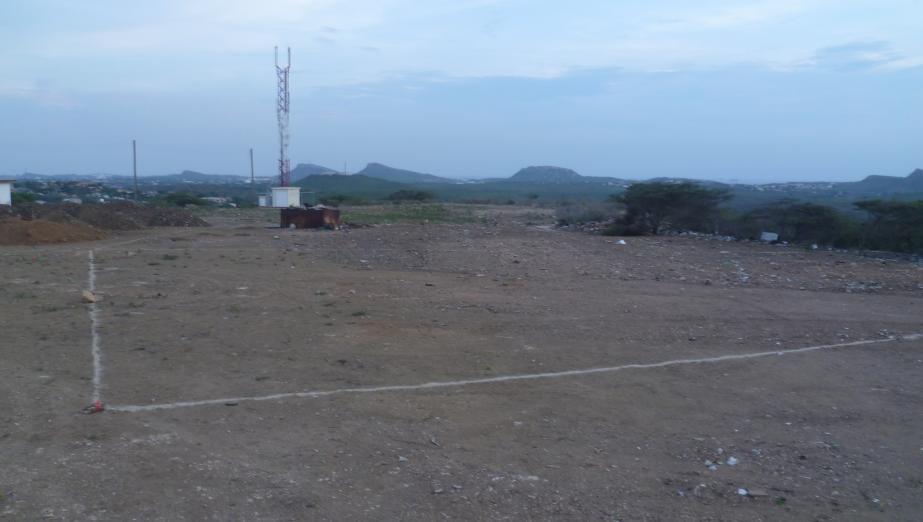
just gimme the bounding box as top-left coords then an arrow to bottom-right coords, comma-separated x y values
616,239 -> 627,245
737,488 -> 749,496
726,456 -> 740,466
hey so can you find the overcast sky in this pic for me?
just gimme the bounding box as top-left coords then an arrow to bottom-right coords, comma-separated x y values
1,0 -> 921,182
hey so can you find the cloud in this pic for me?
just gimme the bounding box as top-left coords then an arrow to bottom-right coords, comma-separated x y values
811,41 -> 903,71
0,81 -> 78,108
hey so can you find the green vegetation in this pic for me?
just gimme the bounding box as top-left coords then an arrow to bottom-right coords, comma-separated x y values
319,194 -> 369,206
294,174 -> 407,201
341,204 -> 480,225
555,201 -> 616,225
607,182 -> 730,235
553,181 -> 923,254
153,192 -> 207,207
855,199 -> 923,253
11,191 -> 36,204
729,200 -> 859,246
387,189 -> 436,202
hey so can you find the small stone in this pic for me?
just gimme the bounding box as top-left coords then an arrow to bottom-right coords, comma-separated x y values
81,290 -> 97,303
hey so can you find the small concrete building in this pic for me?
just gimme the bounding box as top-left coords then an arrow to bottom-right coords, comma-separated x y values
0,179 -> 13,206
271,186 -> 301,208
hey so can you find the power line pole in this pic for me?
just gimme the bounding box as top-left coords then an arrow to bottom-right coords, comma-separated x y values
249,147 -> 256,204
249,148 -> 255,184
132,139 -> 139,201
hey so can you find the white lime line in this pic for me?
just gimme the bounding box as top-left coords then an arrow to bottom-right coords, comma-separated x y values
87,250 -> 103,403
108,334 -> 922,413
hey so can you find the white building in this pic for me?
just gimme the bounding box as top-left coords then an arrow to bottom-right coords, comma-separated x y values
271,186 -> 301,208
0,179 -> 13,206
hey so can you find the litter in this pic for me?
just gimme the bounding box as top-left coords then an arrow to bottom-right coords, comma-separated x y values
81,400 -> 105,414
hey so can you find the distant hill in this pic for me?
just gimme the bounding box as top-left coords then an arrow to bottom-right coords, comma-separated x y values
839,169 -> 923,195
291,163 -> 337,181
18,172 -> 114,181
357,163 -> 457,184
509,166 -> 583,183
294,174 -> 410,199
149,170 -> 247,183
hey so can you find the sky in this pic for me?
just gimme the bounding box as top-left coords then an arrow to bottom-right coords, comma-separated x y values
1,0 -> 921,183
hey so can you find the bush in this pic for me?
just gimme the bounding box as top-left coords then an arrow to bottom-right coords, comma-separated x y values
387,190 -> 435,202
612,182 -> 730,235
319,194 -> 368,207
855,199 -> 923,253
734,200 -> 858,246
555,202 -> 617,225
153,192 -> 206,207
601,222 -> 647,236
11,192 -> 37,204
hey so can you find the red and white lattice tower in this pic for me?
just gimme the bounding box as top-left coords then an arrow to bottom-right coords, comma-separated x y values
275,46 -> 292,187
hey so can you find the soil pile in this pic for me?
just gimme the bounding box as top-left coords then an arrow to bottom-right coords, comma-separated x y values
13,202 -> 209,230
0,218 -> 106,245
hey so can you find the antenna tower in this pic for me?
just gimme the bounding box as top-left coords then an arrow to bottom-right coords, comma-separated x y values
275,46 -> 292,186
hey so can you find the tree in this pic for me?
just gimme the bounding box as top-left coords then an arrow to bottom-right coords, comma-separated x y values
855,199 -> 923,253
612,182 -> 730,235
737,200 -> 857,245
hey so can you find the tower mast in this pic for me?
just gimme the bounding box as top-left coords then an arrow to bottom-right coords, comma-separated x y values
275,46 -> 292,187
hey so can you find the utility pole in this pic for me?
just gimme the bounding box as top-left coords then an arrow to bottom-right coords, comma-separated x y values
249,148 -> 256,204
249,148 -> 255,184
132,139 -> 139,201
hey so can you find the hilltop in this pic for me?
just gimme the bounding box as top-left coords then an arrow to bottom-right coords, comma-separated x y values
293,173 -> 408,200
357,163 -> 457,184
291,163 -> 338,181
509,166 -> 583,183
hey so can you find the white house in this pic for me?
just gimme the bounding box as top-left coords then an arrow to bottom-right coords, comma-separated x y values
0,179 -> 13,206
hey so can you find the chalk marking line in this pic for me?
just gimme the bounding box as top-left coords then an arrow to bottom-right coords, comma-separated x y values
107,334 -> 922,413
87,250 -> 103,403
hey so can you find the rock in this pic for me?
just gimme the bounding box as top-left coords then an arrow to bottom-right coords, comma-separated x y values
737,488 -> 749,496
81,290 -> 97,303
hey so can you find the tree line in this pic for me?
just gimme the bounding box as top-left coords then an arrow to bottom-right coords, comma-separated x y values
600,182 -> 923,254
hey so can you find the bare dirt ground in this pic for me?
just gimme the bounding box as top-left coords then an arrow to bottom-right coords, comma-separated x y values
2,205 -> 922,521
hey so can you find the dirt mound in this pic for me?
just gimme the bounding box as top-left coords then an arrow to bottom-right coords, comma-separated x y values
0,218 -> 106,245
13,202 -> 209,230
